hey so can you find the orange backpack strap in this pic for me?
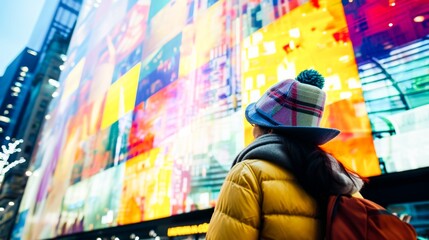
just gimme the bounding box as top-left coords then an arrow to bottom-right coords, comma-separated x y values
325,195 -> 340,239
326,195 -> 367,240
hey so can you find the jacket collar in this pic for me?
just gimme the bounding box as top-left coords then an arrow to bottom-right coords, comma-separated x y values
231,134 -> 291,170
231,134 -> 363,195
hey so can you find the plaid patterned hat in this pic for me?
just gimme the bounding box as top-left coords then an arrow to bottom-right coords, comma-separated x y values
245,69 -> 340,145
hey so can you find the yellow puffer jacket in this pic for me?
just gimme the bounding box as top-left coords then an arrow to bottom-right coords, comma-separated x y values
207,159 -> 322,240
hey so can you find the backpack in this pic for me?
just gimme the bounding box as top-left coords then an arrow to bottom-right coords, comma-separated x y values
325,195 -> 417,240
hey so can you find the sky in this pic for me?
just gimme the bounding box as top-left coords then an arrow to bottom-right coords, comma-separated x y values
0,0 -> 47,76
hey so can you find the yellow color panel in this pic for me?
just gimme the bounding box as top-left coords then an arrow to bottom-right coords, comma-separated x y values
194,0 -> 225,67
241,0 -> 380,176
178,24 -> 196,77
117,147 -> 172,224
101,63 -> 140,129
61,58 -> 85,102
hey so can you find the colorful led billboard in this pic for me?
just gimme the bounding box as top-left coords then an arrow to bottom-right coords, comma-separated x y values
14,0 -> 429,238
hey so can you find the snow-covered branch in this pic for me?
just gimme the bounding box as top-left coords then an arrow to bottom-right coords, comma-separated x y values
0,138 -> 26,184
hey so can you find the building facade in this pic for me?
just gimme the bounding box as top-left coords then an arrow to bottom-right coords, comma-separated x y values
4,0 -> 429,239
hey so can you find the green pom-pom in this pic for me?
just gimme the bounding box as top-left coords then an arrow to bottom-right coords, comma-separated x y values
296,69 -> 325,89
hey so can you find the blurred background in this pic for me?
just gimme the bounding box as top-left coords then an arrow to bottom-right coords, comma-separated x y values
0,0 -> 428,239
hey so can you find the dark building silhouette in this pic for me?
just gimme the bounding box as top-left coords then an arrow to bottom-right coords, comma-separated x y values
0,49 -> 39,141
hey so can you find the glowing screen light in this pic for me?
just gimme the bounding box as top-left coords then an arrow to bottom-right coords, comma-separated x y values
12,0 -> 429,239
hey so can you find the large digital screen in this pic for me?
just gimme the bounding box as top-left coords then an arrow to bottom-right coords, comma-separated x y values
14,0 -> 429,238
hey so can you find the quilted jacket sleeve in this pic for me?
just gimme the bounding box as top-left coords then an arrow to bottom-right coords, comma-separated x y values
206,162 -> 261,240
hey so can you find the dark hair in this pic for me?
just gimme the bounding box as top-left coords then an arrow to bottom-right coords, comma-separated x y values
276,133 -> 361,202
258,125 -> 273,135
